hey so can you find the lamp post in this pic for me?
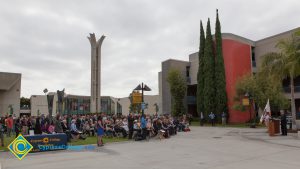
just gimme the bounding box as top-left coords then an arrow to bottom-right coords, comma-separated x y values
133,83 -> 151,116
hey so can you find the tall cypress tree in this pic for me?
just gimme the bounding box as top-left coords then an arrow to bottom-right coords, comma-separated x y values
214,9 -> 228,119
197,21 -> 205,117
203,18 -> 215,117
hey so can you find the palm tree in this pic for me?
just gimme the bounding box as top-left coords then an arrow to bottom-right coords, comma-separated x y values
260,30 -> 300,129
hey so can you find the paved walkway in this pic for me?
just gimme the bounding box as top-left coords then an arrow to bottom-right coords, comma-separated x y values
1,127 -> 300,169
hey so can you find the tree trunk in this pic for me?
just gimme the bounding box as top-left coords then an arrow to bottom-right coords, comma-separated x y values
290,76 -> 297,130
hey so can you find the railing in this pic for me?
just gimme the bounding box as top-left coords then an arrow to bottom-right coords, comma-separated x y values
252,61 -> 256,67
186,77 -> 191,83
187,96 -> 196,104
297,112 -> 300,120
283,86 -> 300,93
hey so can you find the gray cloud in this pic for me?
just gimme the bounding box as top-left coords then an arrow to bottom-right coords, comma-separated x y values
0,0 -> 300,98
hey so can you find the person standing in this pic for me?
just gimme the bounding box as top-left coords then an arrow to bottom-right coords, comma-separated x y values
6,115 -> 13,137
208,112 -> 216,126
21,116 -> 28,135
141,115 -> 147,140
15,119 -> 20,137
0,119 -> 4,146
221,112 -> 227,126
280,110 -> 287,136
200,112 -> 204,126
264,112 -> 271,128
34,116 -> 42,135
188,114 -> 193,125
128,113 -> 134,139
96,117 -> 104,147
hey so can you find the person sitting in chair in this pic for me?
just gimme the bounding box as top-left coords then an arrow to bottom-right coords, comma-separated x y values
114,119 -> 127,138
133,120 -> 142,140
62,119 -> 71,142
105,120 -> 115,137
161,119 -> 170,138
70,119 -> 81,140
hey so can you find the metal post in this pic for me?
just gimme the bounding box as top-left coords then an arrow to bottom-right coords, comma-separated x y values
249,99 -> 251,123
142,82 -> 144,116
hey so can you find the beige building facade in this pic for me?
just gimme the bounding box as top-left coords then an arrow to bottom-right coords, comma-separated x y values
30,93 -> 58,117
117,95 -> 160,115
0,72 -> 21,116
159,59 -> 189,114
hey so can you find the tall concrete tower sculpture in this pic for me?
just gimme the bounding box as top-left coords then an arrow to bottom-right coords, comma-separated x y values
88,33 -> 105,113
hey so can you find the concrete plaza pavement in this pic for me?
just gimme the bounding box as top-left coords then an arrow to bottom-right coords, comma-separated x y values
1,126 -> 300,169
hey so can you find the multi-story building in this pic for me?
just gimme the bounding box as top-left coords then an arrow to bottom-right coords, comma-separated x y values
159,27 -> 300,126
0,72 -> 21,116
30,92 -> 159,116
30,94 -> 117,116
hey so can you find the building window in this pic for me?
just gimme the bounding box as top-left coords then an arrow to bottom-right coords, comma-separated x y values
186,66 -> 190,77
251,46 -> 256,67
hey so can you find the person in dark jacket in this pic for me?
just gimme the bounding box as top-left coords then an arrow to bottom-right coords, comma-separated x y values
61,119 -> 69,132
128,113 -> 134,139
34,117 -> 42,134
76,115 -> 82,131
15,119 -> 20,137
54,115 -> 63,133
0,119 -> 4,146
280,110 -> 287,136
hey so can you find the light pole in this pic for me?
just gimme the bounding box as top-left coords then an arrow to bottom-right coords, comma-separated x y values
133,83 -> 151,116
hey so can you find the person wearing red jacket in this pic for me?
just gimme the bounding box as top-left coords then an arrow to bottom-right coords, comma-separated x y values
6,115 -> 13,137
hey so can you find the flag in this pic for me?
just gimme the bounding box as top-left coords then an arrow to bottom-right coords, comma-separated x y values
260,99 -> 271,123
259,112 -> 265,124
264,99 -> 271,114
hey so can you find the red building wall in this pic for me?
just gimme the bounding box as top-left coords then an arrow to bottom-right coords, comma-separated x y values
222,39 -> 252,123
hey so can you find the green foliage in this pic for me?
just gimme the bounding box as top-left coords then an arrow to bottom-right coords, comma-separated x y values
234,73 -> 289,111
214,9 -> 228,117
202,18 -> 216,117
167,69 -> 187,116
20,97 -> 30,108
259,29 -> 300,128
197,20 -> 205,116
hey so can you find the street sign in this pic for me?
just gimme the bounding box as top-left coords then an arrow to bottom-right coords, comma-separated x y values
141,102 -> 146,110
141,102 -> 148,110
132,92 -> 142,104
242,98 -> 250,106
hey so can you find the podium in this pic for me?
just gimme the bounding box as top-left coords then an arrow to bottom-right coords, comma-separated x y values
268,119 -> 280,136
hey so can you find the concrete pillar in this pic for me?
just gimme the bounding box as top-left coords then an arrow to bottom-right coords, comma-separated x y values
88,33 -> 105,113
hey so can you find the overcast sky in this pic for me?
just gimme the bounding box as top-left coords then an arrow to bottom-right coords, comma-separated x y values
1,0 -> 300,98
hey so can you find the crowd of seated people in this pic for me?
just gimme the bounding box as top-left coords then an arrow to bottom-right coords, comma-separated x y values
0,112 -> 190,145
